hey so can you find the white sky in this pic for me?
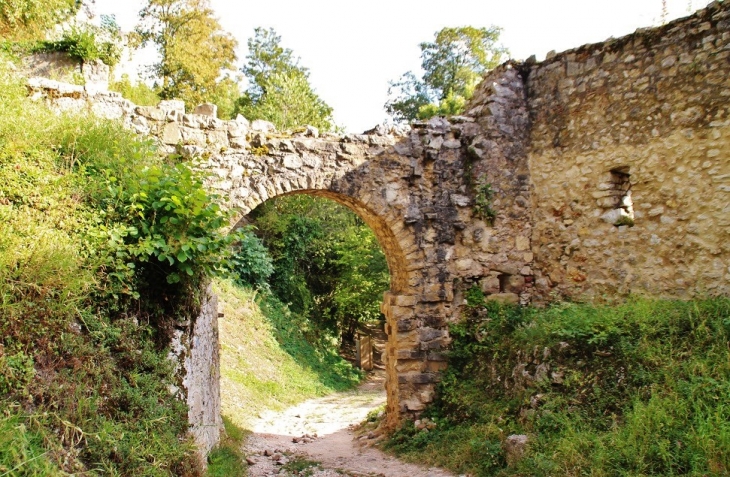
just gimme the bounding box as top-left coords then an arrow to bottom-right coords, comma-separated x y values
93,0 -> 707,133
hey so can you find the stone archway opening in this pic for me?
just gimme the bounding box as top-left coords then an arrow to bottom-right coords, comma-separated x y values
230,189 -> 412,427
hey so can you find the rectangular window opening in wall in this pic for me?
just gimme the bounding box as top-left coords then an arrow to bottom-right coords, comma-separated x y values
598,167 -> 635,227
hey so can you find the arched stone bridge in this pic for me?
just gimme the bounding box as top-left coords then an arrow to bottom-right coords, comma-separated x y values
28,0 -> 730,454
184,67 -> 533,426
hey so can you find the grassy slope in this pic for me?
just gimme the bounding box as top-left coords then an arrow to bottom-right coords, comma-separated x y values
386,296 -> 730,476
215,278 -> 361,431
0,57 -> 201,475
207,279 -> 362,477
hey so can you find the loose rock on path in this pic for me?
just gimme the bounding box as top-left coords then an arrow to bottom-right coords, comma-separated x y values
242,371 -> 454,477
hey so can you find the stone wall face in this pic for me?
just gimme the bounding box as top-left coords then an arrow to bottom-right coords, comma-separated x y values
523,1 -> 730,302
186,288 -> 222,462
25,78 -> 527,426
168,287 -> 221,465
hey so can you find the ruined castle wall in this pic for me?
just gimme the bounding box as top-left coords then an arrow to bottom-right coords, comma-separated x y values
525,1 -> 730,302
167,286 -> 221,464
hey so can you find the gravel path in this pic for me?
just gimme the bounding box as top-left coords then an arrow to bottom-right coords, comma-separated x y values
242,371 -> 454,477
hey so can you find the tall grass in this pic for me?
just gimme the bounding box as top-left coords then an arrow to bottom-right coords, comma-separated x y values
386,296 -> 730,476
0,54 -> 203,475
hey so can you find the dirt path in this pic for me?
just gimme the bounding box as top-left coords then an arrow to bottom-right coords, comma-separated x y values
242,371 -> 454,477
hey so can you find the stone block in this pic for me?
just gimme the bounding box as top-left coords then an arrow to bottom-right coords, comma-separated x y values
282,154 -> 303,169
396,319 -> 418,332
390,306 -> 415,320
161,122 -> 181,145
193,103 -> 217,117
136,106 -> 166,121
419,327 -> 447,342
207,130 -> 228,149
515,236 -> 530,251
230,135 -> 248,149
486,293 -> 520,305
505,275 -> 526,293
480,276 -> 501,294
181,128 -> 207,146
391,295 -> 416,307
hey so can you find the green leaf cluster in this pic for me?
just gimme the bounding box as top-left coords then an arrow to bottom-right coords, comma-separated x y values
0,0 -> 78,41
135,0 -> 238,112
235,28 -> 335,132
386,26 -> 508,121
38,15 -> 123,67
248,195 -> 389,342
0,56 -> 234,474
109,73 -> 161,106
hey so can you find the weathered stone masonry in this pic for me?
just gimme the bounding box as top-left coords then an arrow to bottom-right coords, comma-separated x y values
26,0 -> 730,453
522,1 -> 730,302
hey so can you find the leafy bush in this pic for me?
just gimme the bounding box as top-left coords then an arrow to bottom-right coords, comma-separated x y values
0,54 -> 229,474
230,226 -> 274,289
0,0 -> 77,41
110,74 -> 161,106
249,194 -> 389,343
38,16 -> 123,67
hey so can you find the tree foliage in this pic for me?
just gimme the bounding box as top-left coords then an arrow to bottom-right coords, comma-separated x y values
134,0 -> 237,111
0,0 -> 78,40
235,27 -> 335,132
249,195 -> 389,343
386,26 -> 508,122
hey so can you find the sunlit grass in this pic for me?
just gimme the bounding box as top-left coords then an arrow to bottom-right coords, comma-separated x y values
215,278 -> 361,431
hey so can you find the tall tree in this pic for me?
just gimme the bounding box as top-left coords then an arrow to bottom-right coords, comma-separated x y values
235,27 -> 335,132
385,26 -> 508,122
134,0 -> 237,111
0,0 -> 78,40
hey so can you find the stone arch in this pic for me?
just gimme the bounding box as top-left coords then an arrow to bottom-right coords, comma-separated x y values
225,157 -> 434,426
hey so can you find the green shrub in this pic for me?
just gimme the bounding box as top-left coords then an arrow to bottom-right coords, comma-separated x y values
0,54 -> 224,475
37,15 -> 123,67
110,74 -> 161,106
386,298 -> 730,476
230,226 -> 274,289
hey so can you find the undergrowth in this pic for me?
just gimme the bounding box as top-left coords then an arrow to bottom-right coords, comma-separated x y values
206,417 -> 248,477
385,292 -> 730,476
0,54 -> 240,474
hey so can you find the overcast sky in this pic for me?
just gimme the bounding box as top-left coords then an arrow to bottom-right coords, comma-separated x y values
93,0 -> 707,132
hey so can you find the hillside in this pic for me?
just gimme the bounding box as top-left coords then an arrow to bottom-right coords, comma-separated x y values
0,54 -> 233,475
385,294 -> 730,476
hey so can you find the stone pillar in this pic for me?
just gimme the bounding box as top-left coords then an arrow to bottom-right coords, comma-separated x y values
381,291 -> 401,428
183,286 -> 222,465
382,291 -> 450,427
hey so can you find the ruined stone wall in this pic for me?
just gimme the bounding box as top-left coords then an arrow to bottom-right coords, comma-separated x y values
185,288 -> 222,462
24,67 -> 539,425
25,3 -> 730,436
523,1 -> 730,302
168,286 -> 221,464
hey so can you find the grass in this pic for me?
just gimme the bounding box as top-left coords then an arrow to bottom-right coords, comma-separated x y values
0,53 -> 203,475
215,278 -> 361,430
385,296 -> 730,476
207,417 -> 249,477
282,457 -> 322,475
